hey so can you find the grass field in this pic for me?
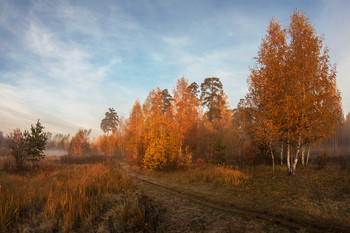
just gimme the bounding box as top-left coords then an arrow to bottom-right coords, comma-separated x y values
0,156 -> 161,233
130,162 -> 350,232
2,154 -> 350,232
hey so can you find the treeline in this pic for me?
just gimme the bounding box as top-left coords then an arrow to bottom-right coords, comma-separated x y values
95,10 -> 344,175
96,77 -> 243,170
0,10 -> 346,175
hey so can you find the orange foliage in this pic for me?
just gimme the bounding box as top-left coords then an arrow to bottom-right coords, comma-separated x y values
70,129 -> 91,156
141,88 -> 191,170
96,133 -> 119,156
172,77 -> 200,152
124,100 -> 144,163
247,10 -> 342,174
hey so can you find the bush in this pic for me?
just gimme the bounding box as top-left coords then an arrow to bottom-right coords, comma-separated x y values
209,139 -> 227,165
5,129 -> 26,170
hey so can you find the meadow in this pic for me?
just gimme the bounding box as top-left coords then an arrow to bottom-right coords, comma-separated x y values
128,162 -> 350,232
0,156 -> 160,233
1,153 -> 350,232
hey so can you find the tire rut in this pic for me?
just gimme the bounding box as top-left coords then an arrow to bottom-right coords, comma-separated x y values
119,162 -> 348,233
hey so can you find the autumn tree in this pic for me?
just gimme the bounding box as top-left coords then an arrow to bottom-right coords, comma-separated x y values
53,133 -> 70,150
172,77 -> 201,153
5,128 -> 26,169
124,100 -> 145,163
69,129 -> 91,156
141,88 -> 191,170
100,108 -> 119,134
286,10 -> 342,172
247,10 -> 342,175
23,120 -> 48,162
247,18 -> 287,173
96,133 -> 119,156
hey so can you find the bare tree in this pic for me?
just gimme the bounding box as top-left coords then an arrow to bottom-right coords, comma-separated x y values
5,128 -> 26,170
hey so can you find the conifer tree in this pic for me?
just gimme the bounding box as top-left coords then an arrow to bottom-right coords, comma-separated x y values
23,120 -> 48,161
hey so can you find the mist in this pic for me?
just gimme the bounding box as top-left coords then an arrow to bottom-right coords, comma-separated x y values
44,148 -> 67,157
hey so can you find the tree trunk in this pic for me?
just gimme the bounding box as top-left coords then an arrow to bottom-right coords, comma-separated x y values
280,143 -> 284,165
301,146 -> 305,166
270,145 -> 275,174
291,137 -> 302,174
292,148 -> 300,173
306,143 -> 310,165
287,132 -> 291,175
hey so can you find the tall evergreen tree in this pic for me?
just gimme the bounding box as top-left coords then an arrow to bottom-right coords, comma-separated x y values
200,77 -> 224,121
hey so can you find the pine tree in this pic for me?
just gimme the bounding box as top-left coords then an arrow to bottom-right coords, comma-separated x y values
100,108 -> 119,134
200,77 -> 224,121
24,120 -> 48,161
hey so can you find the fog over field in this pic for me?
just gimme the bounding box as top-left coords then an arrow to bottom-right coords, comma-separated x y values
44,149 -> 67,157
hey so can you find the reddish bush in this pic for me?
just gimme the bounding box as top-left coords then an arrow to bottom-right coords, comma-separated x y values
196,158 -> 205,165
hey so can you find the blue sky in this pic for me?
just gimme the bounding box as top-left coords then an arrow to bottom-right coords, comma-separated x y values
0,0 -> 349,139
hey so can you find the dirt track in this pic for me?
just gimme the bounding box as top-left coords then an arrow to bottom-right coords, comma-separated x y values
119,162 -> 349,233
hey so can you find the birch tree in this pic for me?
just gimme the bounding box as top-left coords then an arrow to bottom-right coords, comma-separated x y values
124,100 -> 145,163
172,77 -> 200,153
248,18 -> 287,173
286,10 -> 342,174
248,10 -> 342,175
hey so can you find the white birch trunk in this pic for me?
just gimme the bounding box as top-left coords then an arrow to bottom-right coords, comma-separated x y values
287,132 -> 291,174
301,146 -> 305,166
292,148 -> 300,173
291,137 -> 302,174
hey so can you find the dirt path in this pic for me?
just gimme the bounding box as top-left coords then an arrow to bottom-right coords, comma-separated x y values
117,161 -> 350,233
139,176 -> 286,233
121,163 -> 349,232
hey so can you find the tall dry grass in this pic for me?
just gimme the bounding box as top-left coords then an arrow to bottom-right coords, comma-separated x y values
150,164 -> 248,186
0,162 -> 134,232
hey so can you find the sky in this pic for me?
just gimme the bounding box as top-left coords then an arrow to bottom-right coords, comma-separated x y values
0,0 -> 349,139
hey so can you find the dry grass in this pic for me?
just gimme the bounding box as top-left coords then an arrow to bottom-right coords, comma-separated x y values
0,156 -> 16,171
59,154 -> 111,164
184,164 -> 248,185
139,164 -> 248,186
0,158 -> 162,232
130,161 -> 350,231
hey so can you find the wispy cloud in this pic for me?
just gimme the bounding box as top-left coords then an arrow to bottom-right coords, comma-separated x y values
0,0 -> 349,138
